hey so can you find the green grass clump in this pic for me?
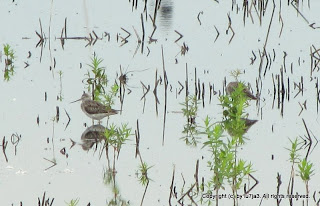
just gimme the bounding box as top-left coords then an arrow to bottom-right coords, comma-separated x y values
3,44 -> 15,81
181,95 -> 200,146
136,162 -> 152,186
105,123 -> 131,158
65,198 -> 79,206
202,80 -> 255,206
286,137 -> 314,205
84,53 -> 119,110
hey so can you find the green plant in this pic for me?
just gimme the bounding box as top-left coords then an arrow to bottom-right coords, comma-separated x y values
298,159 -> 314,182
99,83 -> 119,110
285,137 -> 303,205
136,162 -> 153,186
65,198 -> 79,206
105,123 -> 131,157
220,82 -> 250,142
229,69 -> 242,81
181,95 -> 200,146
285,138 -> 314,206
203,119 -> 230,206
298,158 -> 314,206
85,53 -> 108,100
202,80 -> 255,206
84,53 -> 119,114
286,138 -> 302,164
3,44 -> 15,81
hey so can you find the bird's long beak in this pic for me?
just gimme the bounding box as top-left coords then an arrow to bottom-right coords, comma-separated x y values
70,98 -> 82,104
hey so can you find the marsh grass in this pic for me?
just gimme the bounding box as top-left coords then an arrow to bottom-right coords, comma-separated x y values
84,53 -> 120,112
3,44 -> 15,81
181,95 -> 200,146
220,82 -> 250,142
136,162 -> 153,186
85,54 -> 107,98
65,198 -> 79,206
202,81 -> 254,206
286,137 -> 314,205
298,158 -> 314,206
104,123 -> 132,158
99,84 -> 119,110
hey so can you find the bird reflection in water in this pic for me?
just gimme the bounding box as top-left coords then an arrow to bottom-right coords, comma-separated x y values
148,0 -> 174,33
80,125 -> 106,151
159,0 -> 174,31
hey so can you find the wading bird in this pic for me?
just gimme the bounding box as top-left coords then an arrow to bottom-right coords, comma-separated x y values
71,93 -> 118,121
226,82 -> 257,100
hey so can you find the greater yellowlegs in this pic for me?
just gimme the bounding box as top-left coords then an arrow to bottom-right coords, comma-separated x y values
71,93 -> 118,120
226,82 -> 257,100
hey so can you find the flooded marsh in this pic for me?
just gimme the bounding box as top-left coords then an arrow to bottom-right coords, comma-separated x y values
1,0 -> 320,205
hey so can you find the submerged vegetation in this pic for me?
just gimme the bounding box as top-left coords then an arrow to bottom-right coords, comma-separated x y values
103,168 -> 130,206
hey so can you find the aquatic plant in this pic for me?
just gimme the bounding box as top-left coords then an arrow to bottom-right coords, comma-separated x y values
202,119 -> 230,206
202,80 -> 256,206
181,95 -> 200,146
298,158 -> 314,184
286,138 -> 302,164
298,158 -> 314,206
286,137 -> 314,206
220,82 -> 250,142
84,53 -> 119,111
84,53 -> 108,99
136,161 -> 152,186
65,198 -> 79,206
99,83 -> 119,110
88,54 -> 107,95
3,44 -> 15,81
104,123 -> 132,158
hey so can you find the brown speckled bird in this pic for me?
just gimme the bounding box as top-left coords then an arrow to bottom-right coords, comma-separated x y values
72,93 -> 119,120
226,82 -> 257,100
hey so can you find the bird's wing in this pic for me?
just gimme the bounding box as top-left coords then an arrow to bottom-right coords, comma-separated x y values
83,101 -> 108,115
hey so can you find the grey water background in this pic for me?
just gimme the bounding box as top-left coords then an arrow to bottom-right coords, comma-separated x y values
0,0 -> 320,205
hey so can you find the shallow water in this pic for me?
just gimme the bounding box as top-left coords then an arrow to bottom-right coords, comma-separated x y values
1,0 -> 320,205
